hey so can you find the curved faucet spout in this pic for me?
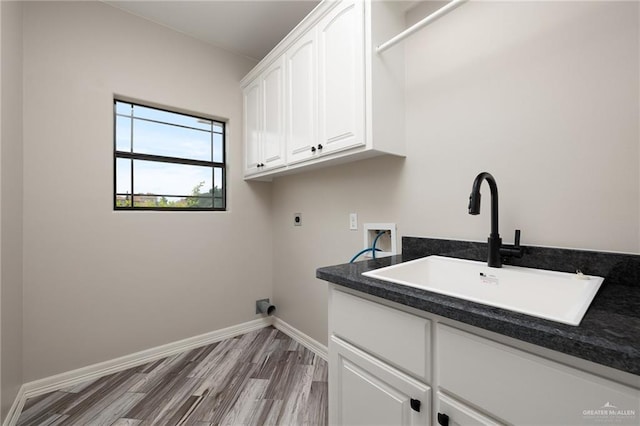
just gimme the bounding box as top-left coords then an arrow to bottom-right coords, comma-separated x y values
469,172 -> 499,238
469,172 -> 502,267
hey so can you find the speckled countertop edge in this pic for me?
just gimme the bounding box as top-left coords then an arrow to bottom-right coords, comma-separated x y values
317,253 -> 640,377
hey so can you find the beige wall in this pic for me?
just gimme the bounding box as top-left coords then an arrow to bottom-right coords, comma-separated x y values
21,1 -> 272,382
272,0 -> 640,345
1,0 -> 24,420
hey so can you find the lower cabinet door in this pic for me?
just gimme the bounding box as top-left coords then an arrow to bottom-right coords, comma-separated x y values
436,392 -> 502,426
329,335 -> 431,426
438,324 -> 640,425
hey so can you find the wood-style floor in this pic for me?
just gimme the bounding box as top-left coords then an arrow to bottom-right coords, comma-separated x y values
16,327 -> 328,425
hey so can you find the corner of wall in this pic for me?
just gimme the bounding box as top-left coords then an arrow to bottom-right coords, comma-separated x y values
0,0 -> 24,422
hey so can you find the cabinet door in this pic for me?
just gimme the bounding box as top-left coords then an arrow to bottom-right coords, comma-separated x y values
261,57 -> 286,170
286,29 -> 318,165
330,288 -> 431,383
436,392 -> 502,426
318,0 -> 365,155
243,80 -> 262,175
330,336 -> 430,426
438,325 -> 640,425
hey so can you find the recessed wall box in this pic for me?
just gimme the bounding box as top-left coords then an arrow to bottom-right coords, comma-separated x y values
363,223 -> 398,258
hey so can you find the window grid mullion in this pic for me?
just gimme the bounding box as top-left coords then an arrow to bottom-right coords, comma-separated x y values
129,104 -> 134,207
222,122 -> 226,208
115,151 -> 223,168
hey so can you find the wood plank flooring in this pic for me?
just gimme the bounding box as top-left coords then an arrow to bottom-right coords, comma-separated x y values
17,327 -> 328,426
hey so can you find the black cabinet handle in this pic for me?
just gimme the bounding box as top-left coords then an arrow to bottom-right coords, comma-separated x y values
410,399 -> 421,412
437,412 -> 449,426
317,144 -> 323,150
311,146 -> 316,153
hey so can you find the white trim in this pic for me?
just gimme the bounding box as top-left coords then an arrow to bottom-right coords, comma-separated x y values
3,386 -> 25,426
3,316 -> 328,426
272,317 -> 328,360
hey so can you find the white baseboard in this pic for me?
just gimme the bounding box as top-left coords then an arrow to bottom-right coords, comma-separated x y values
272,317 -> 328,360
3,316 -> 327,426
3,386 -> 25,426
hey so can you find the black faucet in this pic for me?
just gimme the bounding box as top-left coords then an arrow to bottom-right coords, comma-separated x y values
468,172 -> 523,268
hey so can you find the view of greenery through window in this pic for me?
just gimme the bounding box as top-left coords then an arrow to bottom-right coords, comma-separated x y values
114,100 -> 225,210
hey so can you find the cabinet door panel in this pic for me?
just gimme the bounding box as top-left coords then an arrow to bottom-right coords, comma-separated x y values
330,336 -> 430,426
261,57 -> 286,169
330,289 -> 430,382
287,30 -> 318,164
318,0 -> 365,154
438,324 -> 640,425
436,392 -> 502,426
243,81 -> 261,174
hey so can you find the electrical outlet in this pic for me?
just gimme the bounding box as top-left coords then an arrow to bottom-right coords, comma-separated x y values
349,213 -> 358,230
294,213 -> 302,226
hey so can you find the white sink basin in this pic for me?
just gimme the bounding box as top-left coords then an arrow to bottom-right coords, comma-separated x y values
362,255 -> 604,326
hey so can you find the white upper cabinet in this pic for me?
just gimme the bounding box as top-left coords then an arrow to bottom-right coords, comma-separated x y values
243,56 -> 286,176
286,29 -> 318,165
241,0 -> 407,181
243,80 -> 262,174
261,58 -> 286,170
317,0 -> 365,155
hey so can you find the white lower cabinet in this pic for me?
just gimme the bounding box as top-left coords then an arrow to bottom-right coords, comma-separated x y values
330,287 -> 431,382
330,336 -> 431,425
437,324 -> 640,426
436,392 -> 501,426
328,287 -> 640,426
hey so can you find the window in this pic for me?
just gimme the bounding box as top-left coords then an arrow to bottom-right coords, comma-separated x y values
114,100 -> 226,211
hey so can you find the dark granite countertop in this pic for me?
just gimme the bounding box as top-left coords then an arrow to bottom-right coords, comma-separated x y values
317,237 -> 640,377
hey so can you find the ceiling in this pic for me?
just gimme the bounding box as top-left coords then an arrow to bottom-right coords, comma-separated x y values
106,1 -> 321,61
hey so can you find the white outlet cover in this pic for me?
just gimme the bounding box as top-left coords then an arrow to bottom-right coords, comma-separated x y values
349,213 -> 358,230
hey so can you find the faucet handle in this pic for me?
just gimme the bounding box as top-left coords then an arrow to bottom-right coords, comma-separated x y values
500,229 -> 524,259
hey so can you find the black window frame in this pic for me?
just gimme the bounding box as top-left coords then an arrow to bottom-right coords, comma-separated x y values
113,99 -> 226,212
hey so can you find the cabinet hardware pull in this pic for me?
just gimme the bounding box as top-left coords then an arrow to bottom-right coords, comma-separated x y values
410,399 -> 421,412
437,412 -> 449,426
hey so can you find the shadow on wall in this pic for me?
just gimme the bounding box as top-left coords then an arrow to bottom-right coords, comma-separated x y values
274,155 -> 408,201
243,179 -> 273,211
